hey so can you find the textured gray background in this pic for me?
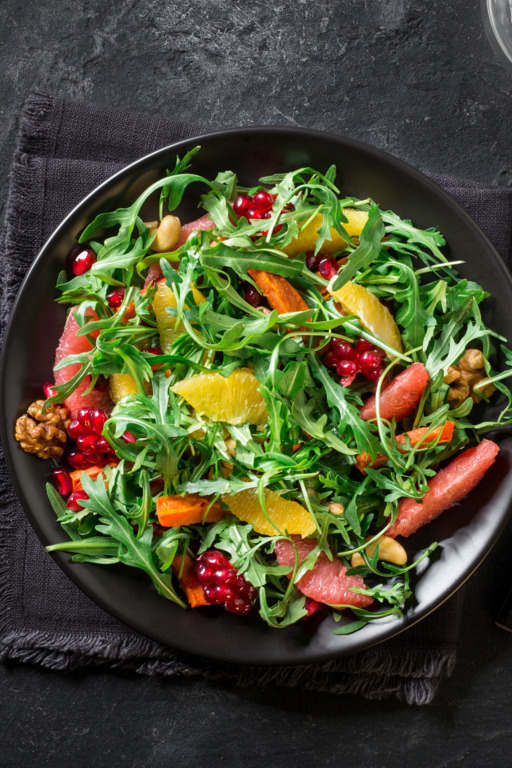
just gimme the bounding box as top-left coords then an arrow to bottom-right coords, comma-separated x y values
2,0 -> 512,766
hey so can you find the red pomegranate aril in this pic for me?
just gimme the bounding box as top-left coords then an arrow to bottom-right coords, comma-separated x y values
67,419 -> 83,440
212,568 -> 236,586
68,449 -> 88,469
225,595 -> 252,615
106,288 -> 125,308
203,585 -> 224,605
355,338 -> 374,355
237,581 -> 258,601
90,409 -> 107,435
199,549 -> 231,570
121,431 -> 137,444
233,194 -> 253,217
84,449 -> 104,466
151,522 -> 165,538
216,586 -> 236,603
303,598 -> 324,619
323,350 -> 338,369
247,208 -> 264,220
66,490 -> 89,511
305,252 -> 320,272
263,210 -> 272,219
97,436 -> 110,453
364,367 -> 384,383
318,257 -> 339,279
143,346 -> 163,356
358,350 -> 383,370
77,433 -> 99,455
77,407 -> 93,430
71,246 -> 96,276
253,190 -> 273,211
42,382 -> 58,399
244,285 -> 260,307
331,339 -> 355,360
196,563 -> 216,585
52,468 -> 72,496
336,359 -> 358,378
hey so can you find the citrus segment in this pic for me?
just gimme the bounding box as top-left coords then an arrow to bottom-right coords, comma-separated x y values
387,439 -> 499,538
152,281 -> 206,353
330,280 -> 403,353
274,536 -> 373,607
360,362 -> 429,422
222,488 -> 316,536
109,372 -> 139,403
171,369 -> 268,426
282,208 -> 368,257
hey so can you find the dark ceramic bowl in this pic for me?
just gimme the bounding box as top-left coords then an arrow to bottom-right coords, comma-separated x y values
2,128 -> 512,665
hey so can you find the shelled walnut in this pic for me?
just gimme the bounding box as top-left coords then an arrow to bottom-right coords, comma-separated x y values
14,400 -> 70,459
444,349 -> 496,406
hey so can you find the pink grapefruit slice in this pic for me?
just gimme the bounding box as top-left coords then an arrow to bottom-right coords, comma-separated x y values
360,362 -> 429,422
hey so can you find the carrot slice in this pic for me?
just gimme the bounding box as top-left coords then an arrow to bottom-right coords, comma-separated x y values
171,553 -> 209,608
69,461 -> 119,493
248,269 -> 309,314
355,421 -> 455,472
156,494 -> 225,527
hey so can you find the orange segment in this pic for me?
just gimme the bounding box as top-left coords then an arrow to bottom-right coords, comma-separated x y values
330,280 -> 403,353
282,208 -> 368,257
171,369 -> 268,426
222,488 -> 316,536
152,281 -> 206,353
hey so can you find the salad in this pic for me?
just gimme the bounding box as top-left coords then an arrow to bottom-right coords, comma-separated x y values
15,147 -> 512,633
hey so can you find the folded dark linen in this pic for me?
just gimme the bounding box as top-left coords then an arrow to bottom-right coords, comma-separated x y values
1,91 -> 511,706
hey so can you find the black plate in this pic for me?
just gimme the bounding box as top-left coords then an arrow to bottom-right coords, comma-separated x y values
2,127 -> 512,665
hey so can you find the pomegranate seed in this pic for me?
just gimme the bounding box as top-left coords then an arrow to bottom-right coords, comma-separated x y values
97,436 -> 110,453
262,210 -> 272,220
233,194 -> 253,217
331,339 -> 355,361
237,581 -> 258,601
94,374 -> 109,392
203,585 -> 224,605
77,407 -> 93,430
196,563 -> 216,585
355,338 -> 374,355
305,252 -> 320,272
225,595 -> 252,615
318,257 -> 339,280
84,449 -> 104,465
336,360 -> 358,378
77,433 -> 99,455
253,190 -> 273,211
52,468 -> 72,496
244,285 -> 260,306
303,598 -> 324,619
323,350 -> 338,368
364,367 -> 384,383
247,208 -> 263,220
121,432 -> 136,444
89,409 -> 107,435
142,346 -> 162,356
67,490 -> 89,511
42,382 -> 58,399
217,585 -> 236,602
68,449 -> 88,469
149,478 -> 165,495
67,419 -> 83,439
212,568 -> 236,586
152,523 -> 165,538
199,550 -> 231,569
71,246 -> 96,276
106,288 -> 125,308
358,350 -> 383,370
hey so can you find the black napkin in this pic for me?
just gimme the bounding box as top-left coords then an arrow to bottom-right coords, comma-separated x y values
1,91 -> 511,706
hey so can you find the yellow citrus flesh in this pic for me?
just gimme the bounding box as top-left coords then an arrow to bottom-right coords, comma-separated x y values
282,208 -> 368,257
109,373 -> 151,403
330,280 -> 403,353
171,369 -> 268,426
152,282 -> 206,353
222,488 -> 316,536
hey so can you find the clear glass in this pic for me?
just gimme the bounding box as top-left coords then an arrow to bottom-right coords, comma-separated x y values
483,0 -> 512,68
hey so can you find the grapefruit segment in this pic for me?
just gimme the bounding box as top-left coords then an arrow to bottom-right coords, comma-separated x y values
360,362 -> 429,422
274,536 -> 373,608
54,307 -> 113,419
387,439 -> 500,538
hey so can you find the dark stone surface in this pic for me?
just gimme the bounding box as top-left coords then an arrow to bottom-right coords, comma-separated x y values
2,0 -> 512,765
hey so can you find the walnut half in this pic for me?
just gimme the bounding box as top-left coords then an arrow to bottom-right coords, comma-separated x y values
444,349 -> 496,406
15,400 -> 70,459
